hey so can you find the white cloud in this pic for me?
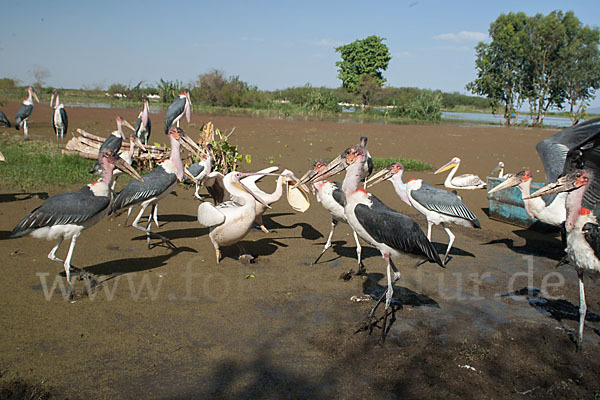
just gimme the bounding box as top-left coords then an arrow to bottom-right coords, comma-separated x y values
432,45 -> 472,52
433,31 -> 487,43
393,51 -> 412,58
313,39 -> 343,47
240,36 -> 264,42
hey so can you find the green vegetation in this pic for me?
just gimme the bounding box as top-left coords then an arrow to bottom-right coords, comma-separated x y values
0,135 -> 96,190
372,157 -> 432,171
335,35 -> 391,106
468,10 -> 600,125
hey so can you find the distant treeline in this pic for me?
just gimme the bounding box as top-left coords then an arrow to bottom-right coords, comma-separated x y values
0,74 -> 490,123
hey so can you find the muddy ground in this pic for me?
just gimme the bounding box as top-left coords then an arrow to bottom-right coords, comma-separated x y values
0,101 -> 599,399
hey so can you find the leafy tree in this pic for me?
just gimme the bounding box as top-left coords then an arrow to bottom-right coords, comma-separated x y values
335,35 -> 391,106
468,11 -> 600,126
156,79 -> 184,103
466,12 -> 529,126
558,16 -> 600,124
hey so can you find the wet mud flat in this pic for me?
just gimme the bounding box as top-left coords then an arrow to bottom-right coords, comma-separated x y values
0,102 -> 599,398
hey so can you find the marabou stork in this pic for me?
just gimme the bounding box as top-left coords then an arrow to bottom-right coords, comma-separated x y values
134,97 -> 151,145
527,119 -> 600,351
435,157 -> 486,190
50,89 -> 68,138
164,89 -> 191,134
9,149 -> 143,298
327,136 -> 373,188
367,162 -> 480,265
0,110 -> 11,127
305,145 -> 443,329
197,171 -> 274,262
15,87 -> 39,140
488,119 -> 600,227
488,170 -> 567,226
109,127 -> 199,249
299,160 -> 364,267
90,116 -> 136,174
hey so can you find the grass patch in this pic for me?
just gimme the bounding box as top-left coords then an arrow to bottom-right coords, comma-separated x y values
372,157 -> 431,171
0,134 -> 96,190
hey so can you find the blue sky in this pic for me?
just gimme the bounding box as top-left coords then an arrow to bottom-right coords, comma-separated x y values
1,0 -> 599,107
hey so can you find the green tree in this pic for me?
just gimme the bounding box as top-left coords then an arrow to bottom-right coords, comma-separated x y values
335,35 -> 391,106
558,16 -> 600,124
466,12 -> 529,126
468,11 -> 600,126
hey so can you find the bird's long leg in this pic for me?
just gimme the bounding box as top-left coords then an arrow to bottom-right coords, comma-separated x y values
441,223 -> 455,265
427,220 -> 433,241
577,271 -> 587,352
312,218 -> 337,265
353,230 -> 365,275
152,205 -> 160,228
23,120 -> 29,140
131,203 -> 176,249
257,215 -> 269,233
124,207 -> 133,226
48,238 -> 64,263
194,184 -> 202,200
63,233 -> 80,299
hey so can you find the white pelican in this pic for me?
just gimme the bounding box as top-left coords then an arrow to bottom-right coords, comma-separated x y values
197,171 -> 274,262
435,157 -> 486,190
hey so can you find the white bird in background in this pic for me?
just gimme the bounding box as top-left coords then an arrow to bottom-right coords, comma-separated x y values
435,156 -> 486,190
50,89 -> 68,139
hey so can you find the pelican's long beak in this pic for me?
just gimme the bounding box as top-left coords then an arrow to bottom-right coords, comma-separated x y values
525,171 -> 588,200
33,91 -> 40,103
284,172 -> 311,212
435,160 -> 457,174
114,156 -> 144,182
50,93 -> 55,108
488,173 -> 523,194
133,136 -> 147,152
236,172 -> 280,209
365,168 -> 393,188
0,151 -> 5,162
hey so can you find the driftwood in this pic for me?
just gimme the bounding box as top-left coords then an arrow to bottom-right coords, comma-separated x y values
62,122 -> 232,171
63,129 -> 170,169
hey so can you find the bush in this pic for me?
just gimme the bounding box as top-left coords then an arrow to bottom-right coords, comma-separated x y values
388,90 -> 442,121
304,89 -> 341,113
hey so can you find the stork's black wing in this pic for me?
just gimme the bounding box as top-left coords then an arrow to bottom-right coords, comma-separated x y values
14,103 -> 33,129
0,110 -> 10,127
410,181 -> 480,227
110,166 -> 176,213
331,182 -> 345,207
355,195 -> 442,266
583,222 -> 600,260
10,186 -> 110,238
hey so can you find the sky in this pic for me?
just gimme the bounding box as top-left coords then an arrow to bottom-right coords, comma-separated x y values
1,0 -> 600,108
